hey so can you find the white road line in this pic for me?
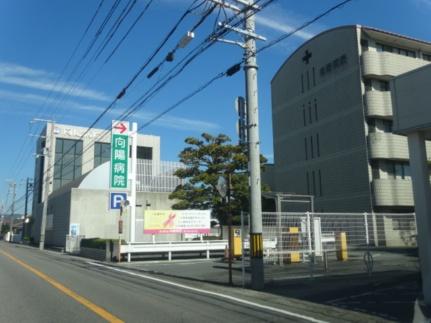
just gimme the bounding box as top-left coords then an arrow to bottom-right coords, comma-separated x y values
88,262 -> 328,323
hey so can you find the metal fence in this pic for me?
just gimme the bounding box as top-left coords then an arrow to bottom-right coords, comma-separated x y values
240,212 -> 418,283
136,160 -> 183,193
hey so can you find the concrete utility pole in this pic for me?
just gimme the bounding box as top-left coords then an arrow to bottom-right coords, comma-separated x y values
209,0 -> 265,289
130,122 -> 138,243
36,120 -> 55,250
11,181 -> 16,220
23,177 -> 33,239
243,1 -> 264,290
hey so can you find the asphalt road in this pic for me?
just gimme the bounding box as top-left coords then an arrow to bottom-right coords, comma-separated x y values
0,242 -> 336,323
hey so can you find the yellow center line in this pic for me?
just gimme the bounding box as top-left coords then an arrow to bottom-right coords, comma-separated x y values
0,249 -> 124,323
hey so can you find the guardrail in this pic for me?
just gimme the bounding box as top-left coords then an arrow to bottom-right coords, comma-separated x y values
114,238 -> 279,262
115,240 -> 229,262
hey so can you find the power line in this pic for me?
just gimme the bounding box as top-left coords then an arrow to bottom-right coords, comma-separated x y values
26,0 -> 276,194
9,0 -> 106,180
257,0 -> 354,54
103,0 -> 156,64
93,0 -> 138,62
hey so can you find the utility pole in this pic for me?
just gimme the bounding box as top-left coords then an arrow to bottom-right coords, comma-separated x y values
130,122 -> 138,243
210,0 -> 265,289
10,181 -> 16,233
33,119 -> 55,250
23,177 -> 33,239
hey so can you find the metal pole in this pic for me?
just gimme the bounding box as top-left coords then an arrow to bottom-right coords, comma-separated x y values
130,122 -> 138,243
227,173 -> 233,286
11,182 -> 16,221
241,210 -> 245,288
244,0 -> 264,290
40,121 -> 54,250
23,178 -> 31,239
363,212 -> 369,246
276,194 -> 283,265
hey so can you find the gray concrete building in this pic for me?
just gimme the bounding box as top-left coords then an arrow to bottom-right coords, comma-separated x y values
267,25 -> 431,212
31,123 -> 181,246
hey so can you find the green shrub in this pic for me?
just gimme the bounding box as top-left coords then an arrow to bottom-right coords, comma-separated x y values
80,238 -> 108,250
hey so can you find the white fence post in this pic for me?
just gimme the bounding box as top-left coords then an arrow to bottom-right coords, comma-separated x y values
364,212 -> 370,246
277,211 -> 283,265
127,243 -> 131,263
372,212 -> 379,247
306,211 -> 312,257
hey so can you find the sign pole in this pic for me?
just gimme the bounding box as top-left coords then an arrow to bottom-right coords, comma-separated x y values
130,122 -> 138,243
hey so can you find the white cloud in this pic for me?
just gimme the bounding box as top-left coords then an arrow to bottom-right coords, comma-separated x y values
255,15 -> 315,40
0,62 -> 110,102
416,0 -> 431,6
0,89 -> 219,132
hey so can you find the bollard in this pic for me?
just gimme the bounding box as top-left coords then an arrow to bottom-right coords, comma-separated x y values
336,232 -> 348,261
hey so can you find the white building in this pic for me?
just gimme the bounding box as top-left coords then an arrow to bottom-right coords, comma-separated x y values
31,122 -> 181,246
266,25 -> 431,212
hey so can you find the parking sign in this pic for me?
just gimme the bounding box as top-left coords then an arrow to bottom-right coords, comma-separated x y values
110,192 -> 127,210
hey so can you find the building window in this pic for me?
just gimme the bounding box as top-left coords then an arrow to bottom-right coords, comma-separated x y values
312,171 -> 316,195
364,79 -> 372,91
379,80 -> 390,91
310,136 -> 314,159
423,53 -> 431,61
318,170 -> 323,196
308,102 -> 312,124
312,67 -> 316,87
340,54 -> 347,65
53,138 -> 83,190
94,142 -> 110,168
388,162 -> 411,180
361,39 -> 369,51
376,43 -> 416,58
371,160 -> 380,179
306,70 -> 310,91
301,74 -> 304,93
137,146 -> 153,160
314,99 -> 318,122
306,172 -> 310,195
128,146 -> 153,160
319,67 -> 325,77
304,137 -> 308,160
316,133 -> 320,157
382,119 -> 393,132
303,106 -> 306,127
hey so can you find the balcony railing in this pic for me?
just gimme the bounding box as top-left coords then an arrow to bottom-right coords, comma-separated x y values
362,51 -> 429,78
137,160 -> 183,193
364,91 -> 393,118
372,179 -> 413,206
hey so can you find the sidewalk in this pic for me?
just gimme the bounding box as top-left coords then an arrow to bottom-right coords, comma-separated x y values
115,257 -> 420,322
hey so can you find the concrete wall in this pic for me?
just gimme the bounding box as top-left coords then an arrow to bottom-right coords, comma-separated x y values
68,190 -> 177,245
392,64 -> 431,136
270,26 -> 372,212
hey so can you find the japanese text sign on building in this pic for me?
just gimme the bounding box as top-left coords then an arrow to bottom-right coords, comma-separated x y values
111,121 -> 129,189
143,210 -> 211,234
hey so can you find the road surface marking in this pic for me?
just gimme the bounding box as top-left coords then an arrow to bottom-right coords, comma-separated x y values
89,261 -> 328,323
0,250 -> 124,323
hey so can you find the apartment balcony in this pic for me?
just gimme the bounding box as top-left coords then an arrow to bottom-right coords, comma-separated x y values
368,132 -> 431,160
368,132 -> 409,160
372,179 -> 413,206
364,91 -> 393,118
362,51 -> 429,79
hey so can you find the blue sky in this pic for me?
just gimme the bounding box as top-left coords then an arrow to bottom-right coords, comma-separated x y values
0,0 -> 430,214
